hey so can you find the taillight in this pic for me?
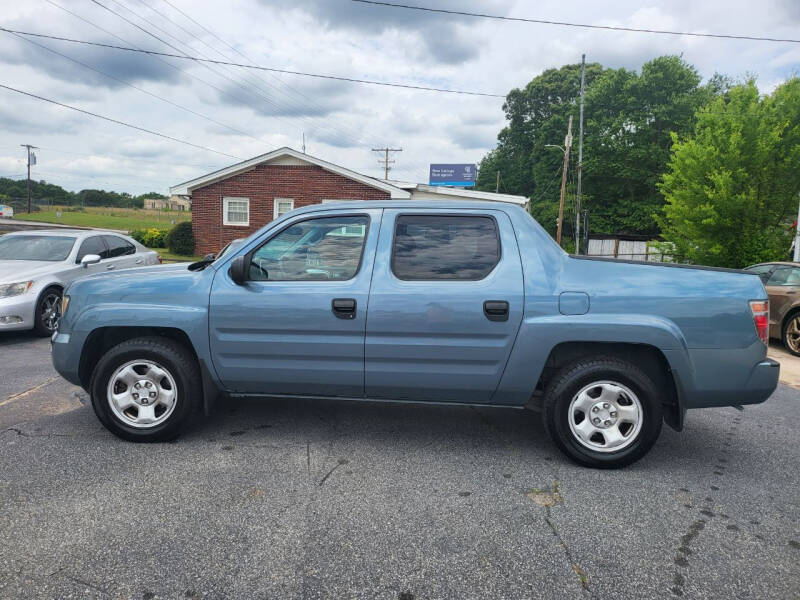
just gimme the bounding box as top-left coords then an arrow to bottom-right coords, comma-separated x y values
157,255 -> 163,264
750,300 -> 769,345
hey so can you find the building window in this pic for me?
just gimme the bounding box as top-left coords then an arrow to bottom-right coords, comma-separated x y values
273,198 -> 294,220
223,197 -> 249,226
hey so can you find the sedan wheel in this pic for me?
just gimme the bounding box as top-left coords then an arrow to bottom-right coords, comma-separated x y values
32,287 -> 62,336
783,315 -> 800,356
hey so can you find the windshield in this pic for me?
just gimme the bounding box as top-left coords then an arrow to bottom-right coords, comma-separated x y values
0,235 -> 76,261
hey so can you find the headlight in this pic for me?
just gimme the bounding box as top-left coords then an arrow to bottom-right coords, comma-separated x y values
0,281 -> 33,298
61,294 -> 70,317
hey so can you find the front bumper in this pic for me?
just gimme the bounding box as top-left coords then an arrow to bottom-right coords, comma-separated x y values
51,331 -> 83,386
0,293 -> 36,331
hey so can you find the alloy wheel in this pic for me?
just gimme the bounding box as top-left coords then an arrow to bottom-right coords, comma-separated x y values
567,381 -> 643,453
106,359 -> 178,428
40,293 -> 61,332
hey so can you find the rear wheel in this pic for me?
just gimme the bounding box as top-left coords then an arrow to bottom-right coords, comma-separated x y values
782,313 -> 800,356
542,357 -> 663,468
32,286 -> 61,337
90,336 -> 200,442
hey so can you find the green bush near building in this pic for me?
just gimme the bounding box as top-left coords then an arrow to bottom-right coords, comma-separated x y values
165,221 -> 195,256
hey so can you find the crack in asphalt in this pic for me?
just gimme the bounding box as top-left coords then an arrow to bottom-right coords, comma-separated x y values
4,427 -> 76,438
543,504 -> 592,595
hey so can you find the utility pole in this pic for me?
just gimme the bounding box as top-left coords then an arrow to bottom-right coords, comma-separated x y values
575,54 -> 586,254
20,144 -> 37,213
372,147 -> 402,180
556,116 -> 573,246
496,170 -> 500,193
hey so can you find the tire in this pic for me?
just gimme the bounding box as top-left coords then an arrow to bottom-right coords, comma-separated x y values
32,286 -> 62,337
89,336 -> 200,442
542,357 -> 663,469
782,313 -> 800,356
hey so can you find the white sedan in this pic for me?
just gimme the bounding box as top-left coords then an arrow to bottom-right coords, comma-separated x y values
0,229 -> 159,336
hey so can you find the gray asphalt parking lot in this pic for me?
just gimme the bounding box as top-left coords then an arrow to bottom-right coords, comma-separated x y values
0,333 -> 798,600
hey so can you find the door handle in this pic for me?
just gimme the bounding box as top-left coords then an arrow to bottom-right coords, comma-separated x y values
484,300 -> 509,322
106,264 -> 116,270
332,298 -> 357,319
135,259 -> 143,264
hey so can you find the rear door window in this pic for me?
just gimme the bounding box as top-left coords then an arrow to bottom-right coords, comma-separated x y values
102,235 -> 136,258
76,236 -> 108,262
391,215 -> 500,280
766,267 -> 800,286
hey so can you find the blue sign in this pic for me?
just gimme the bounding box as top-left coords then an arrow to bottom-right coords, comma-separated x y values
429,164 -> 477,187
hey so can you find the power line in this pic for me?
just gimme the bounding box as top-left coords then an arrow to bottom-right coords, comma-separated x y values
125,0 -> 408,171
0,27 -> 506,97
40,0 -> 378,164
7,29 -> 268,144
351,0 -> 800,44
28,145 -> 219,170
40,0 -> 339,156
0,83 -> 241,160
153,0 -> 432,174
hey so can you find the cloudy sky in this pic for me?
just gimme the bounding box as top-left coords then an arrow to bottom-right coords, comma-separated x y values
0,0 -> 798,196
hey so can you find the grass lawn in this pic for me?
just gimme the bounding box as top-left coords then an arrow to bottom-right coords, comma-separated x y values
15,205 -> 192,231
153,247 -> 202,263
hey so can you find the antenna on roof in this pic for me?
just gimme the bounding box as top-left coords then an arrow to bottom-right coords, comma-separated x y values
302,132 -> 306,154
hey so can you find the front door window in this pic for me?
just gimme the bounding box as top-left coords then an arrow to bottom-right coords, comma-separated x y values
249,215 -> 369,281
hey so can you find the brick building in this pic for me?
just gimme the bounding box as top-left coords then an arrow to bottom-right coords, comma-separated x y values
170,147 -> 527,256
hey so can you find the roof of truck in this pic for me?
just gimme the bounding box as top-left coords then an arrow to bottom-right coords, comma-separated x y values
289,198 -> 528,214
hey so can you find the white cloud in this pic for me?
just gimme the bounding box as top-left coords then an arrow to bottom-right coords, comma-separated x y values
0,0 -> 797,193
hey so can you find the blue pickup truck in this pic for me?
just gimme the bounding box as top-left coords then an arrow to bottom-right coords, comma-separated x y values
51,200 -> 779,468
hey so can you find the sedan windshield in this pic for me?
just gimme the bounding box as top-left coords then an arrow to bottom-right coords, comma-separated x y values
0,235 -> 76,261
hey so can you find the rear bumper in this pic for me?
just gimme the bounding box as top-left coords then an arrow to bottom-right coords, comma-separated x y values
741,358 -> 780,404
682,356 -> 779,409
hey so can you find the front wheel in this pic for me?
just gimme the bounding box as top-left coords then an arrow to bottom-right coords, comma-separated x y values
90,336 -> 200,442
542,357 -> 663,468
33,286 -> 62,337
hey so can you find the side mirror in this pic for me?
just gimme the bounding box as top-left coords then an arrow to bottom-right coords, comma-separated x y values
80,254 -> 101,268
203,253 -> 215,261
229,255 -> 248,285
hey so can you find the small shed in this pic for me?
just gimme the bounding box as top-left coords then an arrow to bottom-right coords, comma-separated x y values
586,234 -> 666,262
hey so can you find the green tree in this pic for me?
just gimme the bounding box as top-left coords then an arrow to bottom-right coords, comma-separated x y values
476,56 -> 719,238
475,62 -> 605,237
658,78 -> 800,268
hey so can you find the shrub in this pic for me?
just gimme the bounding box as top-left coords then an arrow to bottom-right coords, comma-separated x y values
165,221 -> 194,256
129,229 -> 146,244
130,227 -> 167,248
